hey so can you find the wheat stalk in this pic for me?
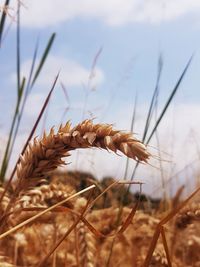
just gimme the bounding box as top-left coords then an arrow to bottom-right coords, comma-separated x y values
16,120 -> 150,190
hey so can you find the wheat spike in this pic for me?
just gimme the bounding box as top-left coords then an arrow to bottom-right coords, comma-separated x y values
16,120 -> 150,187
77,221 -> 96,267
15,183 -> 75,210
75,198 -> 96,267
9,183 -> 75,226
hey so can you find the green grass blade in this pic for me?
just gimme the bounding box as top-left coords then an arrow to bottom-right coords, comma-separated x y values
2,34 -> 56,181
0,0 -> 10,46
142,55 -> 163,142
146,55 -> 193,145
31,33 -> 56,87
16,1 -> 21,98
0,74 -> 59,205
123,93 -> 137,180
7,77 -> 26,163
8,39 -> 39,160
129,56 -> 163,182
0,77 -> 25,181
129,55 -> 192,184
0,3 -> 23,181
26,37 -> 39,93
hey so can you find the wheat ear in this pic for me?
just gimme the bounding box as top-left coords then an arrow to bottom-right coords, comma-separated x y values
175,203 -> 200,229
16,183 -> 74,209
74,198 -> 96,267
77,220 -> 96,267
17,120 -> 150,187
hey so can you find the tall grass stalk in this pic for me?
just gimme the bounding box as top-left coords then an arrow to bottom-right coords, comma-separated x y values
0,3 -> 56,181
0,0 -> 10,46
0,74 -> 59,226
130,55 -> 193,183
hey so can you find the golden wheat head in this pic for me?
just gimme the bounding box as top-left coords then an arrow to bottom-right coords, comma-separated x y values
17,120 -> 150,186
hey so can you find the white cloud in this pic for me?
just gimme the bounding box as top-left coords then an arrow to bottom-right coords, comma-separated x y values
24,93 -> 46,117
12,55 -> 104,88
10,0 -> 200,28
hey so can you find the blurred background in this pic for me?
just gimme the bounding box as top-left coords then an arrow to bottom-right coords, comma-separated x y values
0,0 -> 200,197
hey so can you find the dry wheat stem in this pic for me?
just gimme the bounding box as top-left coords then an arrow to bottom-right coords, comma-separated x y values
16,120 -> 150,190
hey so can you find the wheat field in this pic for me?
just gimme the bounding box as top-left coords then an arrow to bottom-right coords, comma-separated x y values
0,2 -> 200,266
0,120 -> 199,267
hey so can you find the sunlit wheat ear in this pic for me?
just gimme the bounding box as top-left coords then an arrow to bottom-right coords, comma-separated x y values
16,119 -> 150,190
75,198 -> 97,267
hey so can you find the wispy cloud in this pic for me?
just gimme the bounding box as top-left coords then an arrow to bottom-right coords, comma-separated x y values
24,93 -> 46,117
11,55 -> 104,88
16,0 -> 200,28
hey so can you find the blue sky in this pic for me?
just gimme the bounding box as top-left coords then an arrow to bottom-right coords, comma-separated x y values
1,0 -> 200,195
